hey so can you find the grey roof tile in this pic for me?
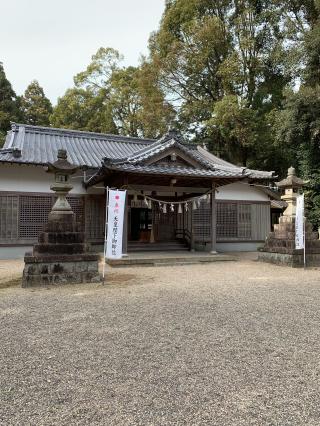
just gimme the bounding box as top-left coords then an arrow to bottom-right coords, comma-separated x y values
0,123 -> 153,168
108,163 -> 247,178
0,123 -> 274,180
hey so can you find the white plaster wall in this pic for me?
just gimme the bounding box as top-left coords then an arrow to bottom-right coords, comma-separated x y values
216,182 -> 269,201
0,164 -> 103,195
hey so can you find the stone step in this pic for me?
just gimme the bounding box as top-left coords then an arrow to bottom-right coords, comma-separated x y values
128,240 -> 188,252
128,246 -> 189,252
107,253 -> 236,267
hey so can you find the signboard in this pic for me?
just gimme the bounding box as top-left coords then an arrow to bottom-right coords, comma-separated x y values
295,194 -> 305,250
106,189 -> 126,259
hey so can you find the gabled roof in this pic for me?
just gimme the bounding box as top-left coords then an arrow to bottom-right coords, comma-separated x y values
102,162 -> 246,178
114,130 -> 215,170
0,123 -> 274,181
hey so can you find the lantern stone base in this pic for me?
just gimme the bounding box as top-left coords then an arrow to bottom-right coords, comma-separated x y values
258,216 -> 320,268
22,254 -> 100,287
258,251 -> 320,268
22,213 -> 101,287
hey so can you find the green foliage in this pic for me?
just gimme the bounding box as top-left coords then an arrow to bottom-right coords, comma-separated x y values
21,80 -> 52,126
272,86 -> 320,226
209,95 -> 262,166
107,63 -> 175,137
51,88 -> 118,134
149,0 -> 290,165
74,47 -> 122,92
0,62 -> 21,146
52,47 -> 174,138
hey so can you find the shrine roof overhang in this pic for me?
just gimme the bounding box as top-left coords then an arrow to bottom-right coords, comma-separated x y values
84,162 -> 251,189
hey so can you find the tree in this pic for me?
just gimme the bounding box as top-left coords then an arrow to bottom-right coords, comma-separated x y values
209,95 -> 262,166
50,88 -> 118,134
148,0 -> 291,166
21,80 -> 52,126
270,1 -> 320,226
51,48 -> 121,133
69,47 -> 174,138
272,86 -> 320,225
0,62 -> 20,145
149,2 -> 231,134
136,60 -> 175,137
107,64 -> 174,137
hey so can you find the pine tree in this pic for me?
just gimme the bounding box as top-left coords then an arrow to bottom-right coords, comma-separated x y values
21,80 -> 52,126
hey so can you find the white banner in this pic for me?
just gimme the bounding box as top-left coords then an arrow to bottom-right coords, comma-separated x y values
295,194 -> 305,250
106,189 -> 126,259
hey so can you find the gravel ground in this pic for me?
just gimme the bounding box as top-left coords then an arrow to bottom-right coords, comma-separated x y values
1,255 -> 320,425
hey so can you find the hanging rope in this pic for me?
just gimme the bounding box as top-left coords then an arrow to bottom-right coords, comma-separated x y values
125,185 -> 215,205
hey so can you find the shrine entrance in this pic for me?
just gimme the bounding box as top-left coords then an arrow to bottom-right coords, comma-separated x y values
152,203 -> 176,242
130,207 -> 152,241
84,129 -> 226,254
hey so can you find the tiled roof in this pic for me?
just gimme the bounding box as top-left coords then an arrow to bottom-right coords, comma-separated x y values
106,163 -> 247,178
0,123 -> 153,168
121,133 -> 214,170
0,124 -> 274,181
271,200 -> 287,209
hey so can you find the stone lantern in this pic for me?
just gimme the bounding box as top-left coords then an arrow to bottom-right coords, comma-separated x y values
46,149 -> 78,219
22,150 -> 100,287
258,167 -> 320,267
276,166 -> 305,220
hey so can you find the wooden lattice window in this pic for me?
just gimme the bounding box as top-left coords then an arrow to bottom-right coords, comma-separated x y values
19,195 -> 53,239
0,193 -> 86,243
85,196 -> 105,241
238,204 -> 252,239
192,200 -> 211,241
217,202 -> 252,240
217,203 -> 237,239
0,195 -> 19,240
67,196 -> 84,225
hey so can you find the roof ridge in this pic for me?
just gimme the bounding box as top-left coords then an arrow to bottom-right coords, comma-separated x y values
10,122 -> 155,145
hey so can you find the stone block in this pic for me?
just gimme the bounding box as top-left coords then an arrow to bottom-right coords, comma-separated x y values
26,264 -> 39,275
39,264 -> 49,274
75,261 -> 88,272
22,204 -> 100,287
87,261 -> 99,272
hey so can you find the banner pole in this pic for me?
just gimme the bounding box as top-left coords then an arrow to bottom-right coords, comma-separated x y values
304,214 -> 306,269
102,186 -> 109,283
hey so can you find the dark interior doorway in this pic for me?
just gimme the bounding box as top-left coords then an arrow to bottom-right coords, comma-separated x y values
130,208 -> 152,241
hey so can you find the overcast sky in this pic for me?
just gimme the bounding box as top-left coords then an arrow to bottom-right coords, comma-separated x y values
1,0 -> 165,104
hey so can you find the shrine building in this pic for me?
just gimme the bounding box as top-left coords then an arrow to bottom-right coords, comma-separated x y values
0,123 -> 276,258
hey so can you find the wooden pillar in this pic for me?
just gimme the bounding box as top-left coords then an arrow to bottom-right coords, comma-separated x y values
190,207 -> 195,252
210,183 -> 217,254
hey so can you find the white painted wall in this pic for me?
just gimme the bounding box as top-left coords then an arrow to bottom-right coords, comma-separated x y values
0,164 -> 103,195
216,182 -> 269,201
0,165 -> 269,201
